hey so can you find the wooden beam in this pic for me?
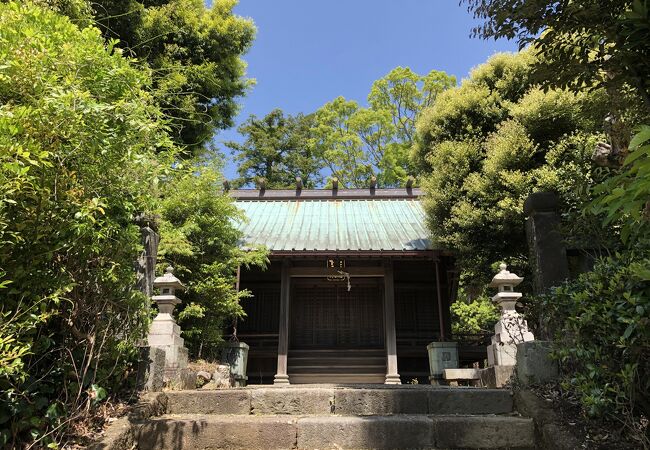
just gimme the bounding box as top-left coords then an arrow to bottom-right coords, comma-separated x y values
274,260 -> 291,385
383,260 -> 401,384
271,250 -> 438,259
288,266 -> 385,277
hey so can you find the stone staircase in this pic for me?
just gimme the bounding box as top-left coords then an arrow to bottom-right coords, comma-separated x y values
124,386 -> 535,450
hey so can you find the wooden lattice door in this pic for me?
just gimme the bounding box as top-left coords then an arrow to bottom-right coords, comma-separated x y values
290,278 -> 384,349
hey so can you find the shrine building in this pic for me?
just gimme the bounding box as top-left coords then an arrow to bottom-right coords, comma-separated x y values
229,184 -> 459,385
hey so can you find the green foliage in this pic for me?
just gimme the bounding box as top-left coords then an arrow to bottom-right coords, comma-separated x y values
538,255 -> 649,424
310,67 -> 455,187
0,2 -> 174,446
227,109 -> 324,188
463,0 -> 650,115
591,125 -> 650,246
417,51 -> 608,285
158,160 -> 268,358
50,0 -> 256,154
450,296 -> 499,334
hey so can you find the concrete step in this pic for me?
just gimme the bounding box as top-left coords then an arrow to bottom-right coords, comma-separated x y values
163,387 -> 514,416
134,414 -> 535,450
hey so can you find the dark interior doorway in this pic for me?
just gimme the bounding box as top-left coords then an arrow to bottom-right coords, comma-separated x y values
290,278 -> 384,350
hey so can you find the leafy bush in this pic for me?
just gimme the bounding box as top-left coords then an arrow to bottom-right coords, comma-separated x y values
0,3 -> 175,447
539,255 -> 649,425
158,160 -> 268,359
450,296 -> 500,334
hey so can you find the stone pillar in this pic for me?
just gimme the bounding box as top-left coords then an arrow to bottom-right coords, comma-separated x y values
383,261 -> 401,384
148,266 -> 189,381
274,260 -> 291,385
524,192 -> 569,294
135,214 -> 160,298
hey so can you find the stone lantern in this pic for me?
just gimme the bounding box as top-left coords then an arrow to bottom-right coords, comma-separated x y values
147,266 -> 189,380
486,264 -> 534,368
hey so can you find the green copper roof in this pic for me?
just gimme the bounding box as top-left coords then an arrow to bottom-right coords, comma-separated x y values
234,198 -> 432,252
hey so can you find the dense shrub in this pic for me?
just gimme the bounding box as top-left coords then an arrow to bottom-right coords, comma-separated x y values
538,255 -> 649,431
0,3 -> 175,447
450,296 -> 499,334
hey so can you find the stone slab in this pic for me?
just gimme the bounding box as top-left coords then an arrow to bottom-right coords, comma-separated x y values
516,341 -> 559,385
251,388 -> 334,415
297,415 -> 434,450
433,416 -> 534,449
135,346 -> 165,392
479,365 -> 515,388
135,415 -> 298,450
443,368 -> 480,380
515,389 -> 580,450
165,390 -> 251,415
428,388 -> 513,415
335,388 -> 428,415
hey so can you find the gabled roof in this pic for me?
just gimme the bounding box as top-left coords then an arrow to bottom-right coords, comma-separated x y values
231,189 -> 433,253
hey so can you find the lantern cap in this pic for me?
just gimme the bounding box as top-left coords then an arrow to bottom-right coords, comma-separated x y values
489,263 -> 523,289
153,265 -> 184,290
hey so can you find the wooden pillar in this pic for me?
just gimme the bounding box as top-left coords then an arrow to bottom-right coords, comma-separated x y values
274,260 -> 291,385
435,260 -> 446,341
383,260 -> 401,384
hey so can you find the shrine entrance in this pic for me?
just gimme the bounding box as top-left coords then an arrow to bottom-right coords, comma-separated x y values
290,278 -> 384,349
287,277 -> 387,383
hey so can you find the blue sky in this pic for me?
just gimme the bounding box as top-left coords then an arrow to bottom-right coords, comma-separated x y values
216,1 -> 518,180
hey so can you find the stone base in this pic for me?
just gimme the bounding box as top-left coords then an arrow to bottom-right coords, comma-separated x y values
516,341 -> 559,385
273,374 -> 290,385
384,373 -> 402,385
479,365 -> 515,388
177,367 -> 197,390
136,346 -> 166,392
488,342 -> 518,366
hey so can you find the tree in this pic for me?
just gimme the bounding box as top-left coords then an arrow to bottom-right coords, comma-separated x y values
157,160 -> 268,358
227,109 -> 324,188
48,0 -> 257,154
0,2 -> 175,446
311,67 -> 455,187
416,51 -> 608,285
463,0 -> 650,115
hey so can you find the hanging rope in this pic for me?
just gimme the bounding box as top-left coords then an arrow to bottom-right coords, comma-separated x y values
337,270 -> 351,291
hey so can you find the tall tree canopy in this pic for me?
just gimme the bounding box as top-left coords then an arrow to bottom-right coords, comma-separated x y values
47,0 -> 256,154
415,51 -> 608,285
463,0 -> 650,114
227,109 -> 323,188
231,67 -> 455,188
312,67 -> 456,187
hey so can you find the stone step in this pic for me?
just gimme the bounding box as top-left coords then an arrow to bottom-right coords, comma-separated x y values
134,414 -> 535,450
163,387 -> 514,416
